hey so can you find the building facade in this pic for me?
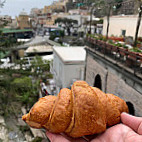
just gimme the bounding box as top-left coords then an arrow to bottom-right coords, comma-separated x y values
103,15 -> 141,39
53,46 -> 86,94
16,12 -> 31,29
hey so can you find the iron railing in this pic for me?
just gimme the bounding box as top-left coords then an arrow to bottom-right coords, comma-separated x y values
85,37 -> 142,76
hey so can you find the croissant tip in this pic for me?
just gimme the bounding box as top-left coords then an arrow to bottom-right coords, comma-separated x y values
22,114 -> 27,121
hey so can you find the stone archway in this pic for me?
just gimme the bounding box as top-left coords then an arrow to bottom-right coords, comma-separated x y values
94,74 -> 102,90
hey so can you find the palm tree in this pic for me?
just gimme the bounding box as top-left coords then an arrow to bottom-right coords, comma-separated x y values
134,0 -> 142,46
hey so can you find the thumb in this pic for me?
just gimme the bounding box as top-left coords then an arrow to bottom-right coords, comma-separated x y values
121,112 -> 142,135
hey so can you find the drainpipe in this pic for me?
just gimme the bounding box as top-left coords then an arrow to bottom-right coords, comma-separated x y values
80,67 -> 84,80
105,70 -> 108,93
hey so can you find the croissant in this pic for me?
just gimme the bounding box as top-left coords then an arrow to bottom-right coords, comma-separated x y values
22,80 -> 128,138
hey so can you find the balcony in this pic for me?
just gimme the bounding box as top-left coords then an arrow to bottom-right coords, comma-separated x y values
86,36 -> 142,77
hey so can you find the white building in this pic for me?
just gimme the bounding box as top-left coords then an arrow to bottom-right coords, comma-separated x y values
53,46 -> 86,94
103,15 -> 141,38
63,14 -> 89,27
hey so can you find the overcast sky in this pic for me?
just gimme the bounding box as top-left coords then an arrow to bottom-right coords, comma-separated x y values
0,0 -> 53,18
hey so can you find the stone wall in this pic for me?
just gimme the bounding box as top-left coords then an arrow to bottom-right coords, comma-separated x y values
86,55 -> 107,92
85,54 -> 142,116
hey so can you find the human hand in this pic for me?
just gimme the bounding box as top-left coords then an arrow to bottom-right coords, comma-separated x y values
46,112 -> 142,142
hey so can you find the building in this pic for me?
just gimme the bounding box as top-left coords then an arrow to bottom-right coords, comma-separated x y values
16,11 -> 31,29
47,0 -> 67,13
1,29 -> 33,39
0,15 -> 12,23
45,12 -> 69,26
30,8 -> 41,17
103,15 -> 141,39
0,15 -> 12,29
9,19 -> 18,29
25,45 -> 53,56
85,44 -> 142,116
53,46 -> 86,94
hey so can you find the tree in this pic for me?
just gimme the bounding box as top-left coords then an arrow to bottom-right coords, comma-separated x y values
11,76 -> 39,110
0,0 -> 18,62
0,0 -> 6,28
89,0 -> 105,33
55,18 -> 78,36
88,0 -> 125,36
30,55 -> 50,74
134,0 -> 142,46
0,0 -> 5,8
0,68 -> 40,116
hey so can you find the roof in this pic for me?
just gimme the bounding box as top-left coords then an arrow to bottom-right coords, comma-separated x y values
1,29 -> 33,34
104,14 -> 138,19
25,45 -> 53,53
53,46 -> 86,64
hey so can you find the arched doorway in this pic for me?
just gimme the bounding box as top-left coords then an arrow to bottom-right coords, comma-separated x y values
94,74 -> 102,90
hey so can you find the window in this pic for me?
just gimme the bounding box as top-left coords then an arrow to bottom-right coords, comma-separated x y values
121,30 -> 126,37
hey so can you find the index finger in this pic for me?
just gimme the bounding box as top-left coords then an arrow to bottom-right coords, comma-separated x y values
121,112 -> 142,135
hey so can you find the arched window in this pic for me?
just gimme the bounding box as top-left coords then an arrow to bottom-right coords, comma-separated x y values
94,74 -> 102,90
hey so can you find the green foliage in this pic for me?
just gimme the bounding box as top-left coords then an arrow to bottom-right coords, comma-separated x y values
12,76 -> 32,90
130,48 -> 142,53
0,35 -> 23,48
0,74 -> 16,117
123,44 -> 128,49
11,76 -> 39,108
49,32 -> 56,41
55,18 -> 78,25
0,68 -> 40,116
108,39 -> 114,44
19,125 -> 30,133
98,35 -> 107,41
49,30 -> 64,41
97,19 -> 103,24
31,55 -> 50,75
115,42 -> 123,47
31,137 -> 43,142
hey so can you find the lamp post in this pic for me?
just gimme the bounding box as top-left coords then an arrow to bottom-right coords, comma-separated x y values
89,3 -> 96,34
106,5 -> 111,39
89,7 -> 93,34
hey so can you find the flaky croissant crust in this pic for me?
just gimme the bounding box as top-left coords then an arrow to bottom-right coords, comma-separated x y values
22,81 -> 128,137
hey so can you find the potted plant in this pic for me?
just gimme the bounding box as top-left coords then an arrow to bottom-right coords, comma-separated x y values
119,44 -> 129,57
128,48 -> 142,61
105,39 -> 114,52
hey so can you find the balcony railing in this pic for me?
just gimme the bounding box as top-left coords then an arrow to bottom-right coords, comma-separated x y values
86,37 -> 142,76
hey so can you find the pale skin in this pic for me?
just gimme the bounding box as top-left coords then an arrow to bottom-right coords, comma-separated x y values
46,112 -> 142,142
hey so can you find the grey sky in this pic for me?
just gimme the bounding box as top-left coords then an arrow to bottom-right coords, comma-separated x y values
0,0 -> 53,18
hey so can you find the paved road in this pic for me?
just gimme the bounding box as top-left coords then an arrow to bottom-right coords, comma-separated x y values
17,36 -> 61,50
